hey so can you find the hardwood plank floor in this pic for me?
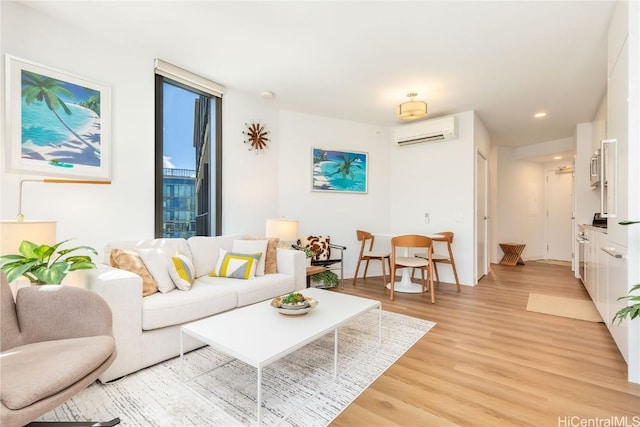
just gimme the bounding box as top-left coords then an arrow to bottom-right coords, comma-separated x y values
331,262 -> 640,426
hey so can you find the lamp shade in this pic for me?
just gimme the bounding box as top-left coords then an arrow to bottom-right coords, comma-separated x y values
265,218 -> 299,242
0,220 -> 57,256
398,91 -> 427,121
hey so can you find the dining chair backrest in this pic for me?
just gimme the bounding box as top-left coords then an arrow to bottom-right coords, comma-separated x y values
431,231 -> 460,291
356,230 -> 374,251
391,234 -> 433,259
353,230 -> 391,287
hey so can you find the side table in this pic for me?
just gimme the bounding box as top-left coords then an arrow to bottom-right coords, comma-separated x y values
499,243 -> 526,266
306,266 -> 327,288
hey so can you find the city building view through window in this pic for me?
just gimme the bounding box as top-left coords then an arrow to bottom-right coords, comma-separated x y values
162,83 -> 198,238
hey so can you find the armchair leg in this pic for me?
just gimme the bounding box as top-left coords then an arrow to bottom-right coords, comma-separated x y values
28,418 -> 121,427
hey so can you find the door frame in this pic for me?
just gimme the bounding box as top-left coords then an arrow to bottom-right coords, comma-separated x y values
476,150 -> 489,283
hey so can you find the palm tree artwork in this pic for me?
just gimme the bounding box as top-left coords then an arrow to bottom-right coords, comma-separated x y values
311,148 -> 367,193
21,70 -> 100,164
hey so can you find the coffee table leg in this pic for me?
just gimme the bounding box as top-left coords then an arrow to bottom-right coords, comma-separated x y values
334,329 -> 338,380
257,366 -> 262,426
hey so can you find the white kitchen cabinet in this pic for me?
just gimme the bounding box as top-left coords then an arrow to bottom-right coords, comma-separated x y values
603,242 -> 629,362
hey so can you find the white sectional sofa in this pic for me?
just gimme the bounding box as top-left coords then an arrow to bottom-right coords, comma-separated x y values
88,235 -> 306,383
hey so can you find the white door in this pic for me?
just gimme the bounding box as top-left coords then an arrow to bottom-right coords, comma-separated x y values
545,169 -> 573,261
476,152 -> 488,281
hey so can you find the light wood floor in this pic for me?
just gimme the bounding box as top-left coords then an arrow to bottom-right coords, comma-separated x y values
331,262 -> 640,426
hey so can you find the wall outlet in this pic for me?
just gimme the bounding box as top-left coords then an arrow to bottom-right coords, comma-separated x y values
424,213 -> 430,224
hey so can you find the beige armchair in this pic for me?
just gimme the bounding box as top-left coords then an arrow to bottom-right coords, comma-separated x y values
0,273 -> 118,427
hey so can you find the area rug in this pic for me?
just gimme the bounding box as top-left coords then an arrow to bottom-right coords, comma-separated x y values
526,293 -> 602,322
38,310 -> 435,426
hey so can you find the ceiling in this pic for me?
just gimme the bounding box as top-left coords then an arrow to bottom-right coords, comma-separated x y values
18,0 -> 614,149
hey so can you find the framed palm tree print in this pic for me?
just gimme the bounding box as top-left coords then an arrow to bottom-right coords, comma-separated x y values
311,148 -> 368,193
5,55 -> 111,180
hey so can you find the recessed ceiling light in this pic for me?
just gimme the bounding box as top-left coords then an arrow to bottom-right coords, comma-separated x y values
553,156 -> 562,160
534,112 -> 547,118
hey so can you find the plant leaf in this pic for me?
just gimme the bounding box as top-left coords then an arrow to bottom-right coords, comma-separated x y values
33,263 -> 69,284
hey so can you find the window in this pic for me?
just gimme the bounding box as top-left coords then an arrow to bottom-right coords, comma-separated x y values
154,60 -> 223,238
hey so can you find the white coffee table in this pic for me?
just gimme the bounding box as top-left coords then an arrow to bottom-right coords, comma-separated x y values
180,288 -> 381,425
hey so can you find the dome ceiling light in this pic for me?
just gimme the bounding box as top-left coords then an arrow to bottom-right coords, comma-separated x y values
398,92 -> 427,121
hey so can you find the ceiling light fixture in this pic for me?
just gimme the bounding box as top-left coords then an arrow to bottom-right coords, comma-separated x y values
398,92 -> 427,121
534,112 -> 547,118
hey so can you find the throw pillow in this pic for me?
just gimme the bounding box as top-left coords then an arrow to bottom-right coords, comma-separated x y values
110,249 -> 158,297
297,235 -> 331,261
242,236 -> 279,274
232,239 -> 268,275
169,251 -> 196,291
137,247 -> 175,293
210,248 -> 262,280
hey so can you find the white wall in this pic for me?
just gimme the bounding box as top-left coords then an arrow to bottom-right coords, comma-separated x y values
390,111 -> 476,285
495,146 -> 546,261
277,110 -> 391,280
1,2 -> 155,257
0,2 -> 283,259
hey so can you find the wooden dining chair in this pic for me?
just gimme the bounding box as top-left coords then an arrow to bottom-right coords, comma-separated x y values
352,230 -> 391,287
431,231 -> 461,291
390,234 -> 435,303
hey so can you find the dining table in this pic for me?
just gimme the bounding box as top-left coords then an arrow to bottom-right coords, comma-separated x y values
373,232 -> 444,293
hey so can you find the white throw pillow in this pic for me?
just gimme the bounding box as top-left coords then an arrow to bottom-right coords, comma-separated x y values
137,247 -> 175,293
169,251 -> 196,291
232,239 -> 268,276
210,248 -> 261,280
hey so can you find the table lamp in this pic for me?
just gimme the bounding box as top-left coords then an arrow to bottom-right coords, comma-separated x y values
0,220 -> 57,256
265,218 -> 299,248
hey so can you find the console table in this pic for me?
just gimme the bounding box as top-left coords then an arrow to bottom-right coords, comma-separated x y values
499,243 -> 526,266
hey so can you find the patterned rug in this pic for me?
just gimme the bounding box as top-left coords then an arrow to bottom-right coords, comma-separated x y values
38,310 -> 435,426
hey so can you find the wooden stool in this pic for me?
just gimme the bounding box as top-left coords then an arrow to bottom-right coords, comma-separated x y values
499,243 -> 526,266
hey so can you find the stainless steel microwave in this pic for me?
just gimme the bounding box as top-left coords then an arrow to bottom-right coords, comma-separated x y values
590,149 -> 601,188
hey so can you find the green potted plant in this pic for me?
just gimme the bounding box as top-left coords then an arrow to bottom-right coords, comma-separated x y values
310,270 -> 339,288
613,220 -> 640,324
0,239 -> 98,284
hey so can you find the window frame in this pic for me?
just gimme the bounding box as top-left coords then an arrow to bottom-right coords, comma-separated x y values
154,73 -> 223,238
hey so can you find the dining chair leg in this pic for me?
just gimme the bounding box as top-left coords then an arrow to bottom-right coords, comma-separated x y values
451,260 -> 461,291
352,258 -> 363,286
389,265 -> 395,301
420,268 -> 426,292
363,259 -> 371,280
429,265 -> 435,303
433,263 -> 440,283
380,258 -> 387,288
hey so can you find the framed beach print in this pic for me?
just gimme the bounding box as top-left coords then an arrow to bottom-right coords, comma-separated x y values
311,148 -> 368,194
5,55 -> 111,180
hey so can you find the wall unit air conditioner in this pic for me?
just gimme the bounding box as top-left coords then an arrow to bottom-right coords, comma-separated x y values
394,115 -> 457,146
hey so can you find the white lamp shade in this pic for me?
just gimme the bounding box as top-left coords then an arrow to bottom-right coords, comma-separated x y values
398,100 -> 427,120
265,218 -> 299,242
0,221 -> 57,255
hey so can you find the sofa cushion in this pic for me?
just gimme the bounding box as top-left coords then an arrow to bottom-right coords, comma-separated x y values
186,235 -> 238,278
0,336 -> 115,410
109,249 -> 158,297
242,236 -> 279,274
141,280 -> 238,330
138,247 -> 175,293
233,273 -> 296,307
169,251 -> 195,291
211,249 -> 262,280
232,239 -> 268,275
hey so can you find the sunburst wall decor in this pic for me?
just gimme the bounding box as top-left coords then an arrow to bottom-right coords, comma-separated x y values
243,121 -> 270,153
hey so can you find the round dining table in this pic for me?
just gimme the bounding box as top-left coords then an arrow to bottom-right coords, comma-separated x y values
374,232 -> 444,293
